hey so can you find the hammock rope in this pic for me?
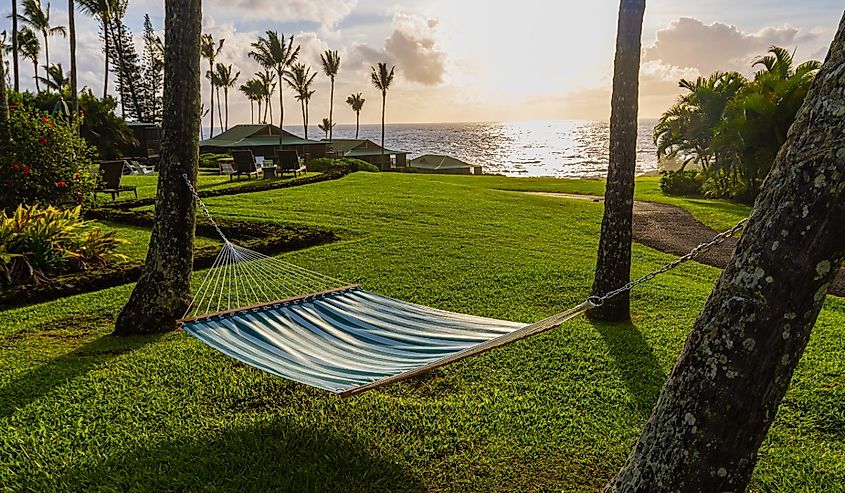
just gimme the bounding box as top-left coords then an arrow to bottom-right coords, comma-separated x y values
178,174 -> 748,396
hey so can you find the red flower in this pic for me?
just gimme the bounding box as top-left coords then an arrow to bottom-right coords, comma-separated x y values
42,117 -> 50,124
10,163 -> 19,171
22,166 -> 31,175
56,181 -> 67,188
38,135 -> 47,145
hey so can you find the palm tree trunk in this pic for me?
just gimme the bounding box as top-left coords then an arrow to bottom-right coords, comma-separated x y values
249,99 -> 254,124
224,87 -> 228,130
115,0 -> 202,335
277,70 -> 284,146
209,63 -> 215,137
588,0 -> 646,322
300,100 -> 306,139
328,77 -> 334,141
68,0 -> 78,111
607,15 -> 845,489
0,46 -> 10,150
380,91 -> 386,170
11,0 -> 19,91
102,18 -> 109,99
355,110 -> 360,138
43,31 -> 50,72
216,86 -> 223,134
257,99 -> 262,123
33,61 -> 40,92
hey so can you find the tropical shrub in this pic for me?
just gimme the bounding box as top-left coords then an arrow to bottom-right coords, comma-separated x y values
306,158 -> 379,173
9,89 -> 138,159
659,170 -> 703,196
0,106 -> 99,209
200,153 -> 232,170
654,46 -> 820,203
0,204 -> 127,287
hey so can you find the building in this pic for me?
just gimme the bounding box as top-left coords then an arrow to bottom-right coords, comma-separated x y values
409,154 -> 483,175
200,124 -> 329,160
325,139 -> 408,170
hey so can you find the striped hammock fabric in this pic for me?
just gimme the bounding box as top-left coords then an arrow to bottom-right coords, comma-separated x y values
180,286 -> 528,397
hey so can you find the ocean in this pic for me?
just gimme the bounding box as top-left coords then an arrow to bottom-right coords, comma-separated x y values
205,120 -> 661,178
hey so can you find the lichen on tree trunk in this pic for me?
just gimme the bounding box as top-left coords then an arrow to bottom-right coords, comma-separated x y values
114,0 -> 202,336
607,13 -> 845,492
589,0 -> 646,322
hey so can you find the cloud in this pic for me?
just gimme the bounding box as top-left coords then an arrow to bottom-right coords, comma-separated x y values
204,0 -> 357,30
643,17 -> 826,75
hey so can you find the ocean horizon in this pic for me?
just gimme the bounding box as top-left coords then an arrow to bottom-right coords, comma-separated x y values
201,120 -> 660,178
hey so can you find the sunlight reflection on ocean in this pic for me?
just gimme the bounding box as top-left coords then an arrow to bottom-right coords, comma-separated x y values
311,120 -> 659,178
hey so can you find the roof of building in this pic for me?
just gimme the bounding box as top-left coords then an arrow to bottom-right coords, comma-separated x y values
409,154 -> 478,170
201,124 -> 326,148
324,139 -> 406,157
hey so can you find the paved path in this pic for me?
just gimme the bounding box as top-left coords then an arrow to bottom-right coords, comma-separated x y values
521,192 -> 845,297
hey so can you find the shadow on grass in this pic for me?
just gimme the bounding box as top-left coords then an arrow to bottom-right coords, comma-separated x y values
588,320 -> 666,417
0,333 -> 159,418
64,418 -> 423,492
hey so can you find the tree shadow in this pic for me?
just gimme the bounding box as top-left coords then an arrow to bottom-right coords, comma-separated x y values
63,418 -> 424,492
0,333 -> 159,418
587,320 -> 667,417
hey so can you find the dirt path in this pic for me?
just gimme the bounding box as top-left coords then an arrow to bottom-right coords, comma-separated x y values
521,192 -> 845,297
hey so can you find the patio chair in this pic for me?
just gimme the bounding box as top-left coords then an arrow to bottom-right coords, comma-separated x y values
230,150 -> 261,180
218,157 -> 236,176
127,160 -> 155,175
95,160 -> 138,200
276,150 -> 306,177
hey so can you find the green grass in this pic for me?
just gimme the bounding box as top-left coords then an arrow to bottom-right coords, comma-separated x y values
1,173 -> 841,491
93,221 -> 221,262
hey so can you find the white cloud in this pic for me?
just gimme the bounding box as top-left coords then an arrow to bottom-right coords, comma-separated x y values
206,0 -> 357,30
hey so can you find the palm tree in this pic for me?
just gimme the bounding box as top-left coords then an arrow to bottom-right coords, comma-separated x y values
0,36 -> 10,149
36,62 -> 68,91
254,71 -> 275,124
319,49 -> 340,141
318,117 -> 333,140
239,79 -> 262,124
213,62 -> 239,131
345,92 -> 365,138
17,0 -> 66,71
67,0 -> 77,110
200,34 -> 224,137
17,27 -> 40,92
283,62 -> 316,139
11,0 -> 19,91
249,31 -> 299,144
76,0 -> 118,99
370,62 -> 395,169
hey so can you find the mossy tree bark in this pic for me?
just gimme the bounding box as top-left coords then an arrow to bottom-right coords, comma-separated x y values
589,0 -> 646,322
607,13 -> 845,491
114,0 -> 202,336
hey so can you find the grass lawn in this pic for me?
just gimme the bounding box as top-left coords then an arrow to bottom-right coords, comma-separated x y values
94,221 -> 221,262
1,173 -> 841,492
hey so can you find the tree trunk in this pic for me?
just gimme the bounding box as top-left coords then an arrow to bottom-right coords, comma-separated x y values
103,18 -> 109,99
12,0 -> 19,91
588,0 -> 646,322
380,91 -> 386,170
216,86 -> 223,134
43,32 -> 50,72
0,46 -> 10,150
607,13 -> 845,491
300,100 -> 306,139
209,62 -> 214,137
249,99 -> 253,124
68,0 -> 78,112
33,61 -> 40,92
223,87 -> 228,130
114,0 -> 202,336
277,70 -> 284,146
328,77 -> 334,141
355,110 -> 359,138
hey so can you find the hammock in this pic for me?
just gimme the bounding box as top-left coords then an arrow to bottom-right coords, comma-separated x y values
178,176 -> 746,397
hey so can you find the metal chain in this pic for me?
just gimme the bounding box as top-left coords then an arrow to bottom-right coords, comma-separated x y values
588,218 -> 749,307
182,173 -> 229,244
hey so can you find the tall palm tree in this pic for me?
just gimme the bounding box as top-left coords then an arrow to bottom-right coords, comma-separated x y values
589,0 -> 646,322
200,34 -> 224,137
17,26 -> 40,92
76,0 -> 118,99
213,62 -> 238,131
11,0 -> 19,91
36,62 -> 68,91
317,117 -> 333,140
0,36 -> 10,149
17,0 -> 66,71
283,62 -> 316,139
370,62 -> 395,169
67,0 -> 76,110
319,49 -> 340,141
249,31 -> 299,145
239,78 -> 262,124
345,92 -> 365,138
254,70 -> 275,124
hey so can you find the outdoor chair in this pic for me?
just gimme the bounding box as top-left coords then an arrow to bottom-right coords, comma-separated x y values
218,158 -> 236,175
276,150 -> 306,177
95,160 -> 138,200
127,160 -> 155,175
230,150 -> 261,180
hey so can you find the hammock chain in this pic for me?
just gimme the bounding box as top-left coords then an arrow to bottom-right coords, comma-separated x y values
182,173 -> 229,244
588,218 -> 749,307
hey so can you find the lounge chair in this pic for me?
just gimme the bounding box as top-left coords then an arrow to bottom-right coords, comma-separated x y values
127,160 -> 155,175
230,150 -> 261,180
95,160 -> 138,200
276,150 -> 306,177
218,157 -> 236,175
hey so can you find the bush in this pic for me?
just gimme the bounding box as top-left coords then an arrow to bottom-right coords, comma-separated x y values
0,106 -> 98,209
200,153 -> 231,170
0,204 -> 126,286
660,170 -> 704,196
306,157 -> 379,173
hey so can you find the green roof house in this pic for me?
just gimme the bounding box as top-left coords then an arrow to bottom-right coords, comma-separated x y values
201,124 -> 329,160
409,154 -> 483,175
325,139 -> 408,171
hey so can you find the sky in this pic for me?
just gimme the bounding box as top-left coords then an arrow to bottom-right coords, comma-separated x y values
2,1 -> 842,126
